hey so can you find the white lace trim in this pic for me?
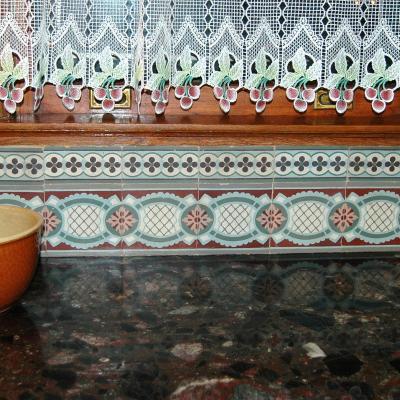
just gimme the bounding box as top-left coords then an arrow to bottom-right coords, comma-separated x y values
0,1 -> 399,114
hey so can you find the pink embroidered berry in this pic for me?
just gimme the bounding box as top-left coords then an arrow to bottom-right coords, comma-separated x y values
155,100 -> 166,115
381,88 -> 394,103
62,96 -> 75,111
250,88 -> 261,102
302,88 -> 315,103
175,85 -> 185,98
213,86 -> 223,99
94,87 -> 107,101
329,88 -> 340,102
188,85 -> 200,100
336,99 -> 347,114
110,88 -> 123,102
4,99 -> 16,114
343,89 -> 354,103
68,86 -> 81,101
372,99 -> 386,114
256,100 -> 266,113
294,98 -> 308,113
56,84 -> 66,97
102,98 -> 115,112
365,87 -> 378,101
286,87 -> 298,101
226,88 -> 237,103
0,86 -> 8,100
10,88 -> 23,103
219,98 -> 230,113
151,89 -> 161,102
263,88 -> 273,103
180,96 -> 193,110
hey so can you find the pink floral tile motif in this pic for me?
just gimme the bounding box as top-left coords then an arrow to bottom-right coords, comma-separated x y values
106,206 -> 137,236
182,205 -> 213,235
330,203 -> 358,233
41,206 -> 61,237
256,204 -> 287,234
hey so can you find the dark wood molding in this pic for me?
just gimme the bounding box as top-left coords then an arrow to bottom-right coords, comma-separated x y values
0,87 -> 399,147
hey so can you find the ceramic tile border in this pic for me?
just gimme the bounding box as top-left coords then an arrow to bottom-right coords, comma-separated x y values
1,147 -> 400,181
1,189 -> 400,254
0,150 -> 44,180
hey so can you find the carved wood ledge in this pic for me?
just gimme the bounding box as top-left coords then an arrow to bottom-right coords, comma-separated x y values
0,88 -> 399,147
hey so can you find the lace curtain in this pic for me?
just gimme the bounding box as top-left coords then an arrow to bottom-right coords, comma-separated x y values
0,0 -> 400,115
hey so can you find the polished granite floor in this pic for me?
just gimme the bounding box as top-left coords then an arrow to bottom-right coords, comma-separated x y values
0,255 -> 400,400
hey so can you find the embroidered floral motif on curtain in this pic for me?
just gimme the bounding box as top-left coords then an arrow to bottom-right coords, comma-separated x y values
1,0 -> 400,115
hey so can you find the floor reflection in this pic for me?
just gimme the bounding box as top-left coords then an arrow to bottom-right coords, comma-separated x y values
0,254 -> 399,399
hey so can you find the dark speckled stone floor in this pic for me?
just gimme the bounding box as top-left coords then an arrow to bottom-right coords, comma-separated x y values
1,254 -> 400,400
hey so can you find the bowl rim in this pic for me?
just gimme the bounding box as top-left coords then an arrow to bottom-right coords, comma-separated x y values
0,205 -> 43,245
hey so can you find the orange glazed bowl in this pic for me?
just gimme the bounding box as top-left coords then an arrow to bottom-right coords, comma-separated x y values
0,206 -> 43,312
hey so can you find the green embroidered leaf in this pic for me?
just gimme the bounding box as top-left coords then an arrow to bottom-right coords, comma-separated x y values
255,49 -> 267,74
345,61 -> 360,82
1,44 -> 15,73
61,45 -> 74,72
292,48 -> 307,74
385,60 -> 400,81
281,72 -> 301,88
0,70 -> 9,85
245,73 -> 263,89
360,72 -> 379,88
209,71 -> 225,87
156,52 -> 167,75
12,57 -> 28,80
305,60 -> 321,82
72,59 -> 85,79
190,57 -> 205,79
147,74 -> 162,91
229,60 -> 243,81
112,58 -> 128,80
33,58 -> 48,87
134,60 -> 144,84
89,72 -> 109,87
164,61 -> 171,80
173,70 -> 188,86
265,59 -> 279,81
180,46 -> 192,72
219,48 -> 231,75
99,47 -> 114,74
324,73 -> 342,89
335,49 -> 348,76
52,68 -> 69,83
371,48 -> 386,75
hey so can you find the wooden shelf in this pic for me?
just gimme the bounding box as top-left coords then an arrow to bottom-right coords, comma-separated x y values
0,87 -> 399,147
0,113 -> 399,146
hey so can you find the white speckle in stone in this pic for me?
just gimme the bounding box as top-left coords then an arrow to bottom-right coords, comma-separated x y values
171,343 -> 203,362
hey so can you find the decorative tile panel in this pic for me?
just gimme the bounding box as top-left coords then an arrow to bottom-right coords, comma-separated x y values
0,190 -> 398,253
44,150 -> 122,180
348,150 -> 400,178
1,148 -> 400,181
274,150 -> 349,179
0,150 -> 44,180
1,146 -> 400,254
